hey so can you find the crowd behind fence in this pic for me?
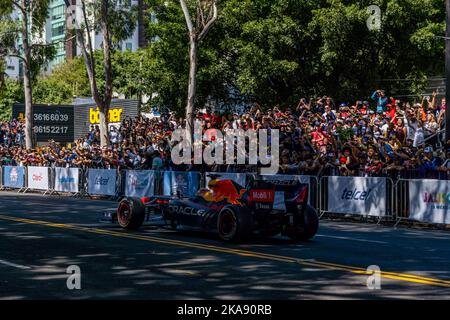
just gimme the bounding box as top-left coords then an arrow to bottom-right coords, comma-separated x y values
0,165 -> 448,226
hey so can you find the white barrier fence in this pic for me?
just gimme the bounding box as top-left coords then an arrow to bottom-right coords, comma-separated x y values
125,170 -> 156,198
87,169 -> 117,196
1,166 -> 449,226
54,167 -> 80,193
27,166 -> 50,191
407,179 -> 450,224
1,166 -> 26,190
327,176 -> 387,217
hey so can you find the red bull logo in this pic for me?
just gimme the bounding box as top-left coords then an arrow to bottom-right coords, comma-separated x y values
207,179 -> 246,205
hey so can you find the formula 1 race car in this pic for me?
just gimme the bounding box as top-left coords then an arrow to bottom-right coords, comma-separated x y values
106,175 -> 319,243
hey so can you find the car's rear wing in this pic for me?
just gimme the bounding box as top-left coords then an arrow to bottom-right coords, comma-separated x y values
246,175 -> 309,205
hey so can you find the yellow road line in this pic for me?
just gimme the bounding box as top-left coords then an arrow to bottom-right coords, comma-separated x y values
0,214 -> 449,288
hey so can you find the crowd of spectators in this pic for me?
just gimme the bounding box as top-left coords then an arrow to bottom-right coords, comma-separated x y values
1,90 -> 449,180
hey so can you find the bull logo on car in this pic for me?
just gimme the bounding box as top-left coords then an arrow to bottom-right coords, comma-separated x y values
206,179 -> 246,205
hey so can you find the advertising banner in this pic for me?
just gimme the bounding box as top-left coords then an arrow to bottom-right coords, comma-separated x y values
87,169 -> 117,196
2,166 -> 25,189
327,176 -> 386,217
54,167 -> 80,193
409,179 -> 450,224
204,172 -> 247,189
163,171 -> 200,197
12,104 -> 74,143
125,170 -> 155,198
27,166 -> 50,190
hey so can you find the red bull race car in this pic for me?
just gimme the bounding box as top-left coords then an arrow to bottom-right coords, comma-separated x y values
106,175 -> 318,243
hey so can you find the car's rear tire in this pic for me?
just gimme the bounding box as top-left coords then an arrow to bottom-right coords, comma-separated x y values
217,205 -> 253,242
285,205 -> 319,241
117,198 -> 146,230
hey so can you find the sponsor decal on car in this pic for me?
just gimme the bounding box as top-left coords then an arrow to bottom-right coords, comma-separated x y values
169,205 -> 207,217
249,189 -> 275,203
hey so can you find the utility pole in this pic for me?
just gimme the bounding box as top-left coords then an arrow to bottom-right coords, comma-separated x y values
446,0 -> 450,141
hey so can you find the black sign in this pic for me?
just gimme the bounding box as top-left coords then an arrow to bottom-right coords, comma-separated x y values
73,100 -> 139,140
12,100 -> 139,144
12,104 -> 75,143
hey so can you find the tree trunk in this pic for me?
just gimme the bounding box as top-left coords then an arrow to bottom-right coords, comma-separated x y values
186,38 -> 198,145
21,1 -> 33,149
23,62 -> 33,149
99,105 -> 109,147
99,0 -> 112,147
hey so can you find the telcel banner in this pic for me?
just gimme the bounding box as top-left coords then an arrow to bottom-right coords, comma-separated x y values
54,167 -> 80,193
409,179 -> 450,224
87,169 -> 117,196
327,176 -> 386,217
125,170 -> 155,198
27,166 -> 49,190
163,171 -> 200,197
2,166 -> 25,189
205,172 -> 247,189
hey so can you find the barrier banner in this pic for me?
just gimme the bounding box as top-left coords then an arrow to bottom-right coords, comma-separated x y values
2,166 -> 25,189
205,172 -> 247,189
327,176 -> 386,217
54,167 -> 80,193
87,169 -> 117,196
125,170 -> 155,198
408,179 -> 450,224
163,171 -> 200,197
27,166 -> 50,190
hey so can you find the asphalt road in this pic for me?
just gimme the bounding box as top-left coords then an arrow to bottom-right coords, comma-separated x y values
0,191 -> 449,300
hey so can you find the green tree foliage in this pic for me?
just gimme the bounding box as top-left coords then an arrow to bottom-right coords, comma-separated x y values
31,50 -> 156,105
33,57 -> 91,104
310,0 -> 445,101
2,0 -> 444,117
144,0 -> 445,110
0,78 -> 23,121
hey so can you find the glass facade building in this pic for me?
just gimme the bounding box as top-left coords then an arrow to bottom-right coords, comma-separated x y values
47,0 -> 67,69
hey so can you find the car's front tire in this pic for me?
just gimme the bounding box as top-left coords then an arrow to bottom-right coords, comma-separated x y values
285,205 -> 319,241
117,198 -> 146,230
217,205 -> 253,242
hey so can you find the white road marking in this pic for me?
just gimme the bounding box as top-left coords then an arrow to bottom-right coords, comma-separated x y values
316,234 -> 387,244
0,259 -> 31,270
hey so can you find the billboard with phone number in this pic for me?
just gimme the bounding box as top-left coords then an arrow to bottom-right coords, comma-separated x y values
12,100 -> 139,144
12,104 -> 74,143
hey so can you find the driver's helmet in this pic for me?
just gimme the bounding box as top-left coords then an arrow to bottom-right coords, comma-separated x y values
207,179 -> 220,191
196,188 -> 214,201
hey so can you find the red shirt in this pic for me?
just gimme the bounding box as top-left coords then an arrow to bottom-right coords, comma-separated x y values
386,104 -> 395,120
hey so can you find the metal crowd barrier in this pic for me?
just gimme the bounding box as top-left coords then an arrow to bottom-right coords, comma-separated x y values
318,176 -> 396,223
393,179 -> 409,226
0,166 -> 448,227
